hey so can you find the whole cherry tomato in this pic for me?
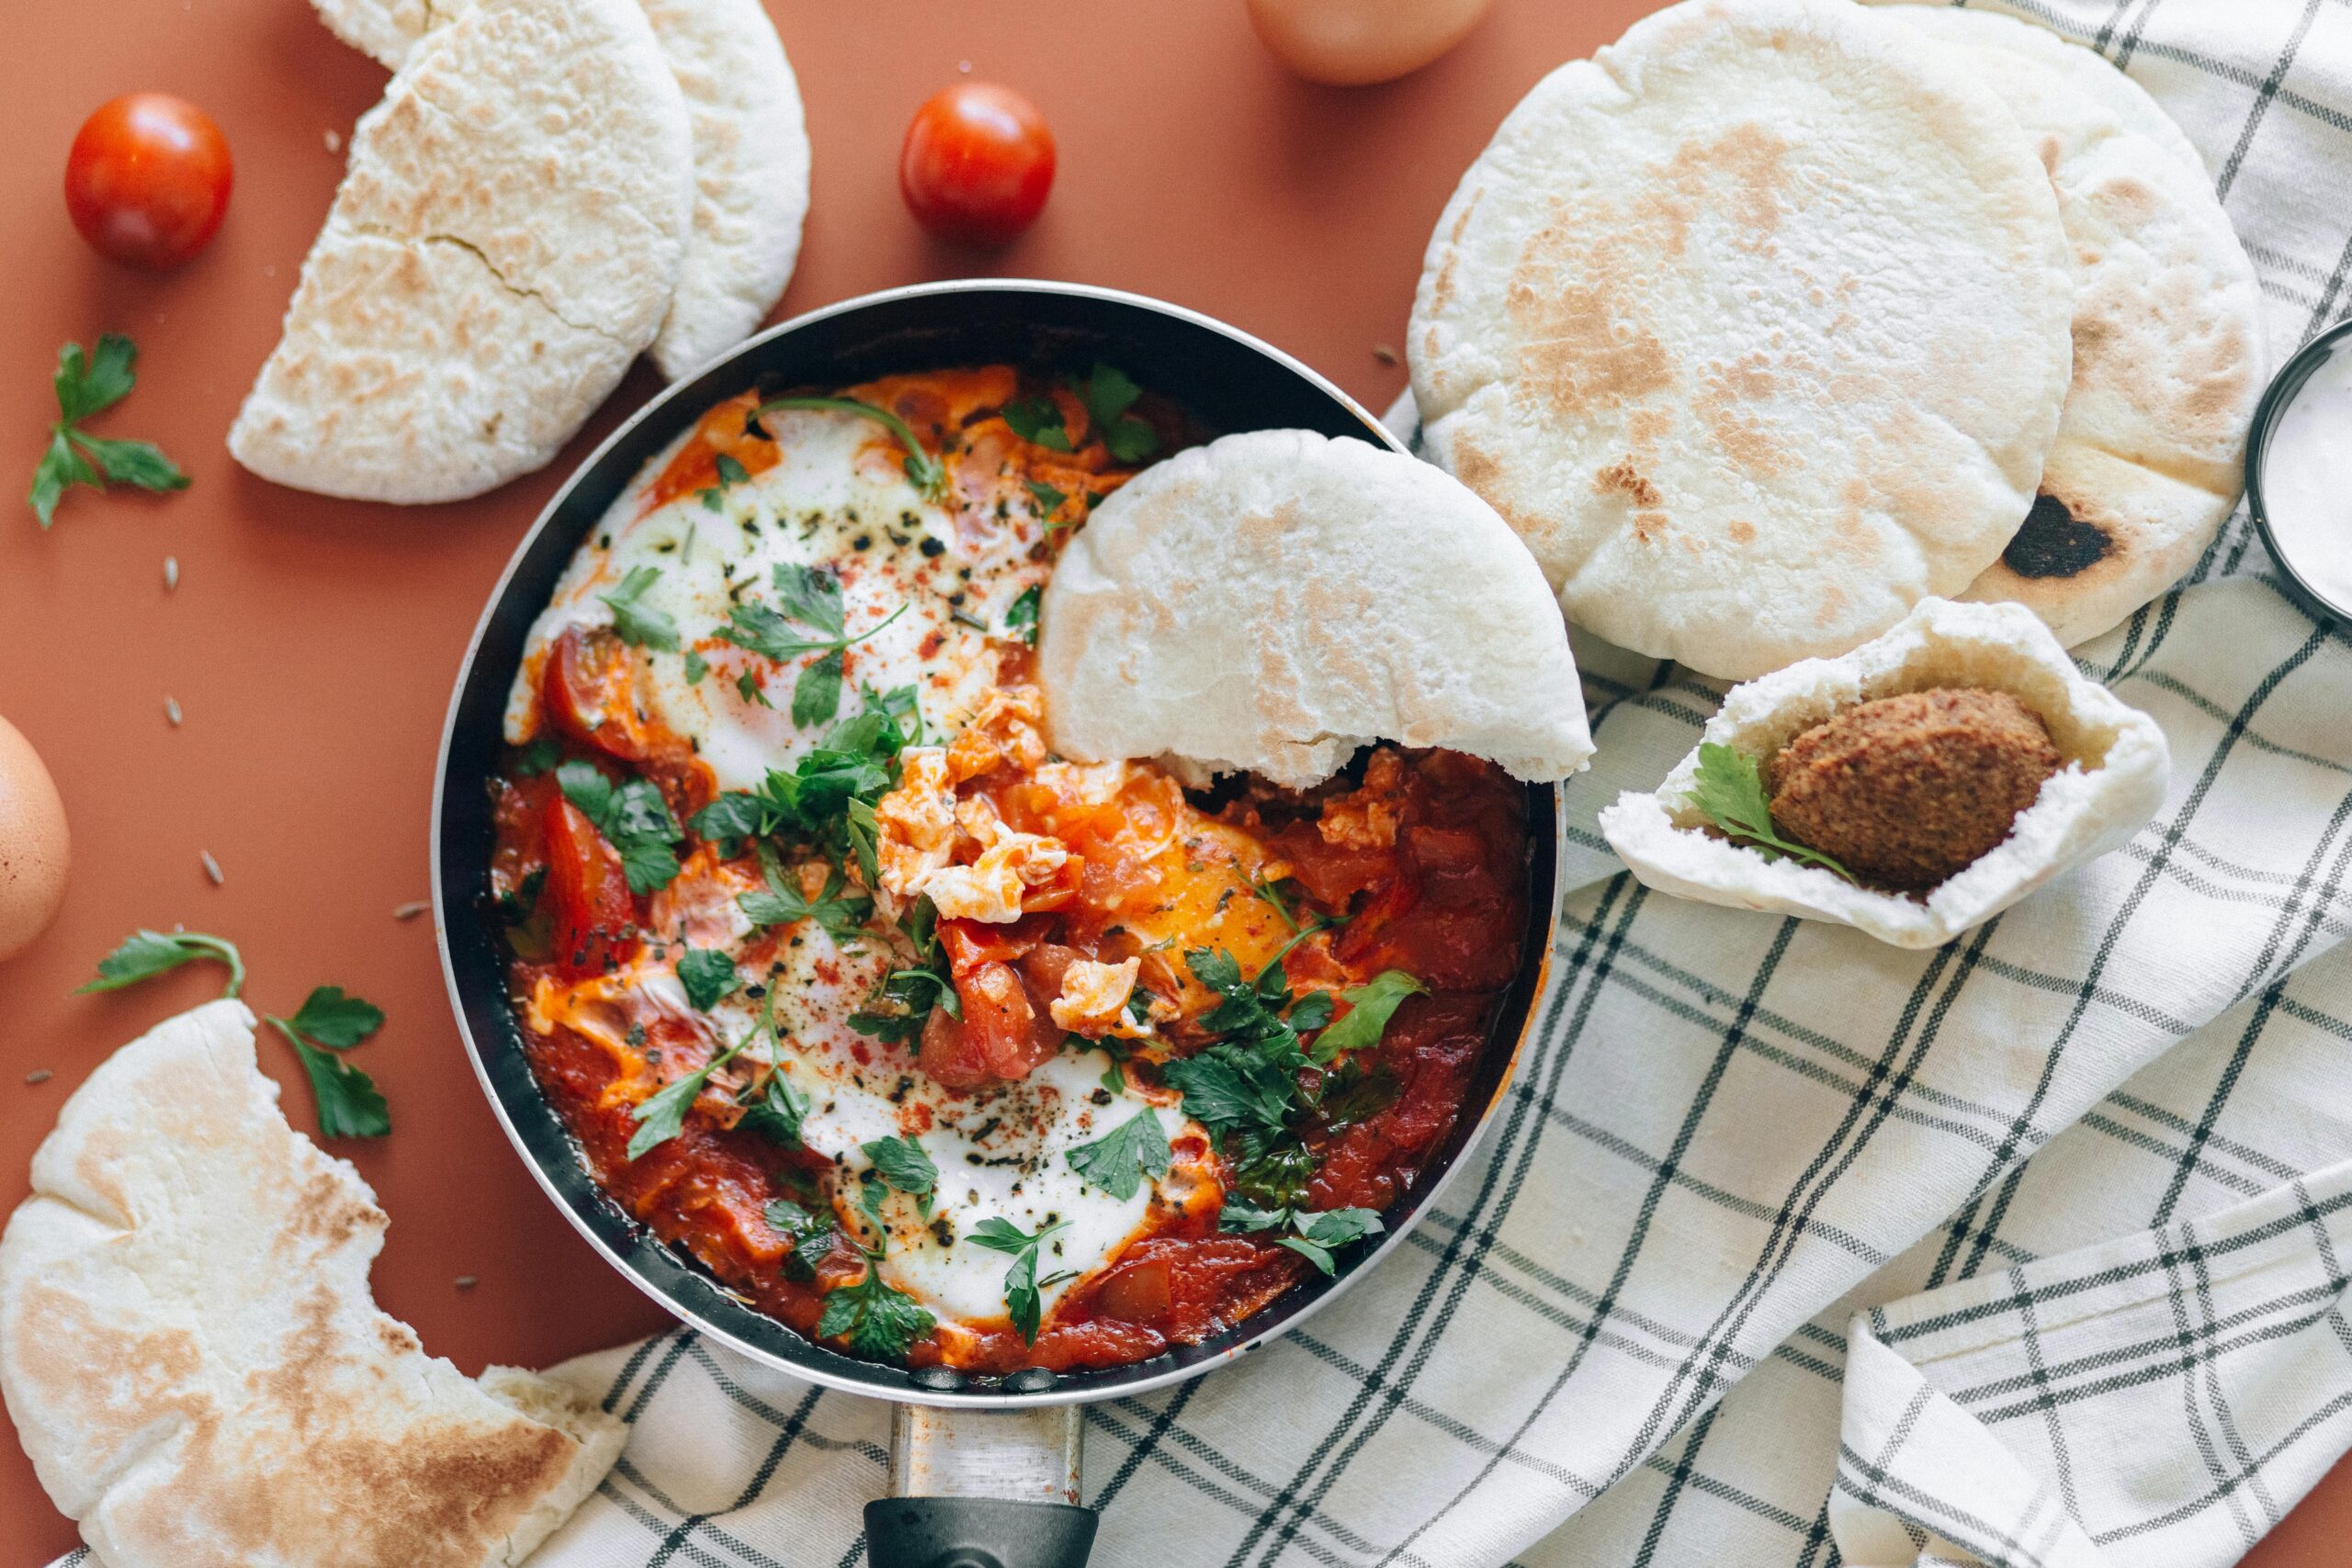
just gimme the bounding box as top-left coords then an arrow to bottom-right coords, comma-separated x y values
64,93 -> 233,271
899,83 -> 1056,245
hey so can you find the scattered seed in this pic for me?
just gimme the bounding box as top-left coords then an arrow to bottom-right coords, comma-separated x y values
323,128 -> 344,153
25,1070 -> 51,1086
393,899 -> 430,920
455,1275 -> 479,1291
164,555 -> 179,591
200,850 -> 224,886
165,695 -> 183,727
1372,344 -> 1399,366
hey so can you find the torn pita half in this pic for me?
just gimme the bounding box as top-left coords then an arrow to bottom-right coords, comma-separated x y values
1597,599 -> 2169,948
311,0 -> 810,379
0,999 -> 627,1568
231,0 -> 694,502
1883,6 -> 2266,647
1408,0 -> 2075,680
1037,428 -> 1593,789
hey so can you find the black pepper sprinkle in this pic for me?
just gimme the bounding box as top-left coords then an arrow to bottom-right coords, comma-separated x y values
920,536 -> 945,558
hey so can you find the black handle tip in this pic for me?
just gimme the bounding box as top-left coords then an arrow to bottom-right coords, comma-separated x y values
864,1495 -> 1098,1568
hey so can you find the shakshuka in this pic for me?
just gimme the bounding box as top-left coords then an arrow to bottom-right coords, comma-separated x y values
490,366 -> 1533,1373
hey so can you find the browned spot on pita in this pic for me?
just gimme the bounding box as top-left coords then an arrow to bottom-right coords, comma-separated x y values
1728,520 -> 1757,545
1695,352 -> 1787,479
1634,511 -> 1669,544
2002,491 -> 2112,579
1447,186 -> 1484,247
12,1279 -> 212,1451
1815,582 -> 1848,627
1506,209 -> 1675,419
1593,459 -> 1662,509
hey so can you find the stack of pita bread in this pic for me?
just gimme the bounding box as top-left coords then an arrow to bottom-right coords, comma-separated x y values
1409,0 -> 2265,679
230,0 -> 810,504
0,1000 -> 626,1567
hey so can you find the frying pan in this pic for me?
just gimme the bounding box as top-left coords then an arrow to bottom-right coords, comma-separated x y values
432,280 -> 1564,1568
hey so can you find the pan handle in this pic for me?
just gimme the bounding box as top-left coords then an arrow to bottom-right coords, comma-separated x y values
865,1402 -> 1098,1568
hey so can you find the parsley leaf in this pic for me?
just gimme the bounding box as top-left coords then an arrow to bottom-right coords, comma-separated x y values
863,1134 -> 939,1218
1103,417 -> 1160,463
627,1036 -> 742,1160
688,687 -> 919,864
1688,742 -> 1856,883
29,335 -> 187,528
1002,394 -> 1073,452
739,1071 -> 810,1147
600,565 -> 681,652
77,929 -> 245,997
683,649 -> 708,684
1024,479 -> 1067,517
766,1197 -> 837,1280
739,857 -> 872,939
717,565 -> 907,729
1066,1109 -> 1172,1201
817,1257 -> 936,1360
968,1215 -> 1071,1343
1309,970 -> 1426,1064
1003,584 -> 1041,647
676,947 -> 739,1011
264,991 -> 390,1139
771,563 -> 844,636
1219,1201 -> 1384,1276
794,648 -> 845,729
514,736 -> 561,776
749,396 -> 946,502
1074,362 -> 1142,428
558,760 -> 684,895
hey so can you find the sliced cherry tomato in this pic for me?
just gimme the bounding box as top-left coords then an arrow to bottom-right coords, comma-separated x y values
64,94 -> 232,271
545,796 -> 635,977
939,914 -> 1046,975
899,83 -> 1056,245
542,626 -> 650,761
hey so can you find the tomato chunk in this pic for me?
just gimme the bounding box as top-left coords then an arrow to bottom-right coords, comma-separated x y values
545,796 -> 635,976
922,959 -> 1062,1087
542,626 -> 650,761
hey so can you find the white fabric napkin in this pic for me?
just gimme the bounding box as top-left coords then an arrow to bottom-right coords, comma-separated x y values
45,3 -> 2352,1564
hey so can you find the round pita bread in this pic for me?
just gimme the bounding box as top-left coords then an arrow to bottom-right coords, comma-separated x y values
1883,6 -> 2267,647
230,0 -> 694,502
1408,0 -> 2075,681
1037,429 -> 1594,788
0,1000 -> 627,1567
1598,598 -> 2169,948
310,0 -> 809,381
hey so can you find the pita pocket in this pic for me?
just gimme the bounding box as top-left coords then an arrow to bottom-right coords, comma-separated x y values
0,999 -> 627,1568
308,0 -> 809,380
1597,599 -> 2168,948
1037,428 -> 1593,788
229,0 -> 695,502
1880,5 -> 2266,647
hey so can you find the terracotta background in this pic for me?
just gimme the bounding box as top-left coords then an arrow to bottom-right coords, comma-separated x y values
0,0 -> 2341,1559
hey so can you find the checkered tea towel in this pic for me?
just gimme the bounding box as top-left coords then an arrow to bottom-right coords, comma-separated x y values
46,3 -> 2352,1565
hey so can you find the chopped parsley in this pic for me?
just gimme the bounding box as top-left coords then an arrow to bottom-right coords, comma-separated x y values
739,1071 -> 811,1148
849,896 -> 959,1043
739,852 -> 872,939
818,1225 -> 936,1360
675,947 -> 739,1011
1002,394 -> 1072,452
968,1216 -> 1075,1343
1220,1200 -> 1384,1276
28,334 -> 188,528
627,1036 -> 742,1160
688,685 -> 919,871
1071,362 -> 1159,463
697,450 -> 752,511
1309,970 -> 1426,1064
765,1197 -> 838,1280
862,1134 -> 940,1219
600,565 -> 681,652
1688,742 -> 1855,883
749,395 -> 947,502
1024,479 -> 1067,517
514,736 -> 562,776
682,649 -> 708,684
1003,583 -> 1042,646
558,760 -> 684,895
717,563 -> 909,728
1065,1109 -> 1172,1201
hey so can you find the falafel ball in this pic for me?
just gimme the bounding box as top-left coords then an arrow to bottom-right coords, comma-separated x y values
1767,688 -> 2062,892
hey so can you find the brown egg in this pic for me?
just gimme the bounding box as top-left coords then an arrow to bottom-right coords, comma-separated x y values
0,716 -> 69,961
1244,0 -> 1497,85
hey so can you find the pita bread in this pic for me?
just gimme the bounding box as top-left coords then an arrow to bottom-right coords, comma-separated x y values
1408,0 -> 2075,681
1037,429 -> 1593,788
1597,598 -> 2169,947
1883,6 -> 2267,647
0,1000 -> 626,1568
230,0 -> 694,502
311,0 -> 809,380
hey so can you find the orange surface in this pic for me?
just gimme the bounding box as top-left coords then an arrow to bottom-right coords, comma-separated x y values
0,0 -> 2343,1561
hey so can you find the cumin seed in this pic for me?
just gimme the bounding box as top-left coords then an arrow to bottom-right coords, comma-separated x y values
1372,344 -> 1398,366
165,696 -> 182,727
393,899 -> 430,920
163,556 -> 179,590
454,1275 -> 479,1290
25,1070 -> 51,1085
200,850 -> 223,886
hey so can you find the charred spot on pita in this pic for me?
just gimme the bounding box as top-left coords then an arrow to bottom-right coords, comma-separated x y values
2002,492 -> 2110,579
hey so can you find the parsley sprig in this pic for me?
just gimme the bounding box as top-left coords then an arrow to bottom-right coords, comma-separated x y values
1220,1199 -> 1385,1276
29,334 -> 187,527
1002,583 -> 1042,647
688,685 -> 920,876
77,930 -> 390,1139
627,984 -> 776,1160
1066,1108 -> 1172,1201
600,565 -> 681,652
765,1197 -> 839,1280
1688,742 -> 1856,883
749,395 -> 947,503
968,1216 -> 1075,1343
814,1147 -> 938,1359
849,896 -> 960,1043
718,564 -> 910,728
558,760 -> 684,895
740,850 -> 873,939
1002,365 -> 1159,464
